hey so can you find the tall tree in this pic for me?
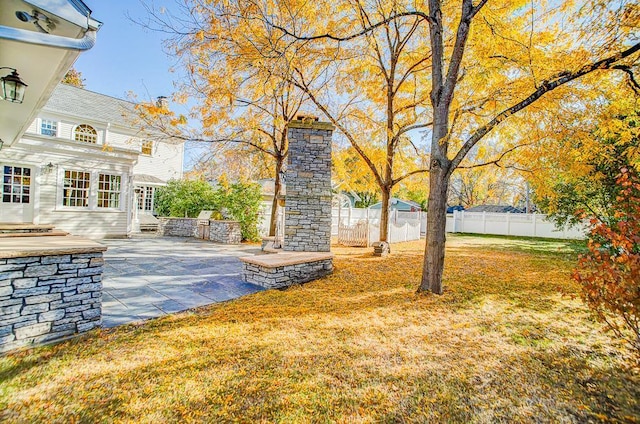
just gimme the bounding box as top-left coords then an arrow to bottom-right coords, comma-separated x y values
138,2 -> 308,236
143,0 -> 432,244
262,0 -> 639,293
283,1 -> 432,243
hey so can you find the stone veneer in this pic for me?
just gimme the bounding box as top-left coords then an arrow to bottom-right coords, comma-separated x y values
284,119 -> 334,252
157,218 -> 198,238
209,220 -> 242,244
241,253 -> 333,289
158,218 -> 242,244
0,251 -> 104,353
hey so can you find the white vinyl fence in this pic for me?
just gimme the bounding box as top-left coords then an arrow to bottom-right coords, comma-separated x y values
258,203 -> 586,245
448,210 -> 585,239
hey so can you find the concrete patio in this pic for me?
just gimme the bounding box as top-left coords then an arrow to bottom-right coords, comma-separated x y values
101,236 -> 264,327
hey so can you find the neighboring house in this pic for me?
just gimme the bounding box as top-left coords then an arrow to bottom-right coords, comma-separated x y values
465,205 -> 524,213
369,197 -> 423,212
1,84 -> 184,238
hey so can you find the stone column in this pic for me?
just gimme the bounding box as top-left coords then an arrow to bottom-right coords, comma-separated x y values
284,117 -> 334,252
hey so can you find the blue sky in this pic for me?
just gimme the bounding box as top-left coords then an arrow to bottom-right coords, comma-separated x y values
74,1 -> 202,167
74,1 -> 180,103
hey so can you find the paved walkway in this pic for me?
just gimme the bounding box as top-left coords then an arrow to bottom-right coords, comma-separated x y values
101,237 -> 264,327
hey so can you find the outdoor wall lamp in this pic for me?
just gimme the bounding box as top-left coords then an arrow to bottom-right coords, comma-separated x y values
0,67 -> 28,104
42,162 -> 54,174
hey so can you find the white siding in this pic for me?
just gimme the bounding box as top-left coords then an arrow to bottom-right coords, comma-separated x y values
134,141 -> 184,182
3,136 -> 136,238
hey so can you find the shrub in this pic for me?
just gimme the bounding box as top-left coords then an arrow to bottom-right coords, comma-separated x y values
216,181 -> 262,241
154,179 -> 218,218
573,168 -> 640,364
154,179 -> 262,241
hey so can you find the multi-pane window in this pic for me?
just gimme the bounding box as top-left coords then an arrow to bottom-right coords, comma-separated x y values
74,124 -> 97,143
97,174 -> 121,208
136,186 -> 155,212
63,170 -> 90,207
40,120 -> 57,137
2,166 -> 30,204
141,140 -> 153,155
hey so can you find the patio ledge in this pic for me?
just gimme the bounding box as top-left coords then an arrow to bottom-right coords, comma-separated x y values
0,235 -> 107,259
240,251 -> 333,268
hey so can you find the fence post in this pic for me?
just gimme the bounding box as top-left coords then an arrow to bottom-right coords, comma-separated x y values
453,210 -> 458,233
482,211 -> 487,234
460,210 -> 464,233
532,212 -> 537,237
506,212 -> 511,236
366,207 -> 370,247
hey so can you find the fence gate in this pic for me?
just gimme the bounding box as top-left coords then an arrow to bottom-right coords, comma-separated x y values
338,220 -> 369,247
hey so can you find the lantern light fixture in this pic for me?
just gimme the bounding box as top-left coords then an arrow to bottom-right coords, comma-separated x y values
0,67 -> 28,104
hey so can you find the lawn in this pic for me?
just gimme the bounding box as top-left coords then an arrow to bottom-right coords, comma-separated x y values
1,235 -> 639,423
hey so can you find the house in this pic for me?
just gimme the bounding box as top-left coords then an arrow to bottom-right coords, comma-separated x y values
1,83 -> 184,238
0,0 -> 102,147
369,197 -> 423,212
465,205 -> 524,213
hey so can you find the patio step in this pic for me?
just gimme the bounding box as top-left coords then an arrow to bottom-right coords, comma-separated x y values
0,229 -> 69,238
139,214 -> 159,232
0,223 -> 69,238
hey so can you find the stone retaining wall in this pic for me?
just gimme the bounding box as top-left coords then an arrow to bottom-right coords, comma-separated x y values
209,220 -> 242,244
158,218 -> 242,243
157,218 -> 198,237
242,259 -> 333,289
0,252 -> 103,353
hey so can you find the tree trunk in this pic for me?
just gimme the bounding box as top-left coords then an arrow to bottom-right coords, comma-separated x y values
268,157 -> 284,237
419,166 -> 450,294
379,187 -> 390,243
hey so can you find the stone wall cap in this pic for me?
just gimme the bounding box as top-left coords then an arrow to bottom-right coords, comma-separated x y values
240,251 -> 333,268
287,120 -> 335,131
0,236 -> 107,259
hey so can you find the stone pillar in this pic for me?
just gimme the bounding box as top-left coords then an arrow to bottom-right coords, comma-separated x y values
284,117 -> 334,252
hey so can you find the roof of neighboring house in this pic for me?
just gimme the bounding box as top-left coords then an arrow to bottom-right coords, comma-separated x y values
43,84 -> 136,127
466,205 -> 524,213
370,197 -> 423,210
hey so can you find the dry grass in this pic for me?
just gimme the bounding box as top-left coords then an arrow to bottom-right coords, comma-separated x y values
1,234 -> 639,423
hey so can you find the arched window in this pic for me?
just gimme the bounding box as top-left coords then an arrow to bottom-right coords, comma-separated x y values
74,124 -> 97,144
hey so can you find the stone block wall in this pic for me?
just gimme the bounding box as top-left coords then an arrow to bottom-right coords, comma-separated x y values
157,218 -> 198,237
284,120 -> 333,252
243,259 -> 333,289
209,220 -> 242,244
158,218 -> 243,243
0,252 -> 103,353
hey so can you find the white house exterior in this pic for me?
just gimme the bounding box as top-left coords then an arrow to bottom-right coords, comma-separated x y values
1,83 -> 184,238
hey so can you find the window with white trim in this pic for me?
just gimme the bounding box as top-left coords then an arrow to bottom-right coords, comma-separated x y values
136,186 -> 156,212
40,120 -> 57,137
141,140 -> 153,156
97,174 -> 121,208
74,124 -> 97,144
2,166 -> 31,204
63,170 -> 90,207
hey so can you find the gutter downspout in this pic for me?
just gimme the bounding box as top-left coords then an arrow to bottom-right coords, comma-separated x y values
0,25 -> 97,50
